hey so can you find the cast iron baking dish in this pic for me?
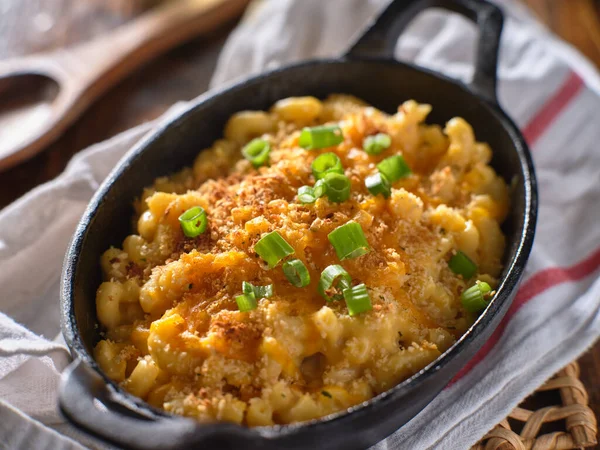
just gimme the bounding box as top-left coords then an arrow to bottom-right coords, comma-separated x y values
59,0 -> 537,448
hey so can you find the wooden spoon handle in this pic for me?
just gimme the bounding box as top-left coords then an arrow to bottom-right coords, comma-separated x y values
54,0 -> 249,90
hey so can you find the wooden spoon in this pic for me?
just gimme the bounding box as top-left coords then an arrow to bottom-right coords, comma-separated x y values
0,0 -> 249,172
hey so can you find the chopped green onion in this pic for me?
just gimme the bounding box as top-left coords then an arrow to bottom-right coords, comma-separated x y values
365,172 -> 391,198
242,281 -> 254,295
242,281 -> 273,299
283,259 -> 311,287
178,206 -> 207,238
323,172 -> 351,203
252,285 -> 273,299
312,153 -> 344,180
328,222 -> 370,260
363,133 -> 391,155
318,265 -> 352,302
298,180 -> 328,205
242,138 -> 271,167
242,281 -> 254,296
298,185 -> 317,204
235,294 -> 257,312
236,281 -> 273,312
343,283 -> 372,316
449,251 -> 477,279
313,179 -> 327,198
254,231 -> 295,268
377,155 -> 411,182
461,281 -> 492,313
299,125 -> 344,150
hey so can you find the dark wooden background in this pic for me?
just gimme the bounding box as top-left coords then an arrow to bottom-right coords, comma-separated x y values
1,0 -> 599,445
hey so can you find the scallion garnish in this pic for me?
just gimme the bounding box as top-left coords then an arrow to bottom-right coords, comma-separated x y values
343,283 -> 372,316
365,172 -> 391,198
377,155 -> 411,182
283,259 -> 311,287
461,281 -> 492,313
254,231 -> 295,268
313,179 -> 327,198
363,133 -> 391,155
299,125 -> 344,150
312,153 -> 344,180
318,264 -> 352,302
242,138 -> 271,167
254,285 -> 273,299
235,294 -> 257,312
328,221 -> 370,260
298,179 -> 328,204
323,172 -> 351,203
298,185 -> 317,204
242,281 -> 254,296
448,251 -> 477,279
178,206 -> 207,238
242,281 -> 274,299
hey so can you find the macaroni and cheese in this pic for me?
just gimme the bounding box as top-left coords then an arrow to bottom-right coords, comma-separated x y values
94,95 -> 509,425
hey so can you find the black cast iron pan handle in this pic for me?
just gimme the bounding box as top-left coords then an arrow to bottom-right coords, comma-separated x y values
59,1 -> 504,448
59,359 -> 256,449
344,0 -> 504,105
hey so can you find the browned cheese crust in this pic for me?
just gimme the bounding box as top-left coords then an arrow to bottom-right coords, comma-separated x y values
94,95 -> 509,425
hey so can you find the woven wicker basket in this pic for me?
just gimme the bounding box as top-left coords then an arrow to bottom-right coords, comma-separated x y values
472,363 -> 597,450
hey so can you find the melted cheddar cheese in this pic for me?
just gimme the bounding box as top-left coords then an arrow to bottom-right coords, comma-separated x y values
94,95 -> 509,425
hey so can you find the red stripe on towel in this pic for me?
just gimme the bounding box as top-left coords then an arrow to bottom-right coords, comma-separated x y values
522,71 -> 584,145
452,246 -> 600,383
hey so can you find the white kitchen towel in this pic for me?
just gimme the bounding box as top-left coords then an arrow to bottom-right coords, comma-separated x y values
1,0 -> 600,449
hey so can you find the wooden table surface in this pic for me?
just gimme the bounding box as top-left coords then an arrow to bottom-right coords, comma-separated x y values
1,0 -> 599,446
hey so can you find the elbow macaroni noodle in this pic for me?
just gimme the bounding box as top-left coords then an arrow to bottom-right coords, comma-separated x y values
94,95 -> 509,425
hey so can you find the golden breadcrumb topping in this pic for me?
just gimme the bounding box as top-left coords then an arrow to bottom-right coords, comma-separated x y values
94,95 -> 508,425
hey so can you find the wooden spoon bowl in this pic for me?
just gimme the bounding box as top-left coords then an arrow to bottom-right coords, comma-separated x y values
0,0 -> 249,172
